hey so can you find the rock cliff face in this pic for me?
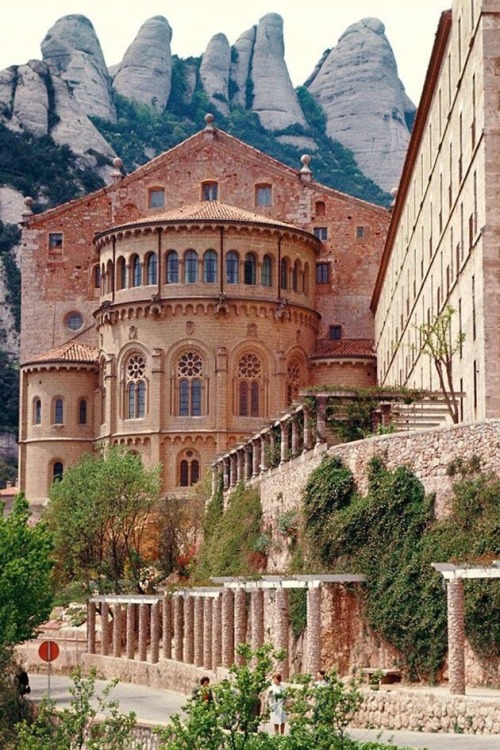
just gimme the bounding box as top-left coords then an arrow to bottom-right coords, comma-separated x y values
199,33 -> 231,117
112,16 -> 173,112
307,18 -> 415,193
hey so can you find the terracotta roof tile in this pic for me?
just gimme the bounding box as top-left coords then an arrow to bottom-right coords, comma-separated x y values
311,339 -> 376,359
26,342 -> 99,366
125,201 -> 299,230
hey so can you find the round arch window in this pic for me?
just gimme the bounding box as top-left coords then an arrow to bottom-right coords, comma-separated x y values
65,311 -> 83,331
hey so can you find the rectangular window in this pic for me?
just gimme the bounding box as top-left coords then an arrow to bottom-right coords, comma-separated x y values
202,182 -> 218,201
328,325 -> 342,340
148,188 -> 165,209
255,185 -> 272,206
49,233 -> 63,249
313,227 -> 328,241
315,263 -> 330,284
356,226 -> 365,239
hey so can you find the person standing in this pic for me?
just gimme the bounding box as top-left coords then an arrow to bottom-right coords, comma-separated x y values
268,673 -> 286,735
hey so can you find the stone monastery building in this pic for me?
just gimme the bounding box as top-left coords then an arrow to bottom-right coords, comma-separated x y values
18,116 -> 389,503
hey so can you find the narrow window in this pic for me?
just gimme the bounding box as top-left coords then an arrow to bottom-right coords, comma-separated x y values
116,257 -> 127,290
184,250 -> 198,283
125,353 -> 147,419
261,255 -> 272,287
94,265 -> 101,288
280,258 -> 288,290
146,253 -> 157,285
34,398 -> 42,425
49,232 -> 63,250
356,226 -> 365,239
179,380 -> 189,417
203,250 -> 218,283
191,379 -> 202,416
237,352 -> 262,417
166,251 -> 179,283
226,251 -> 239,284
177,352 -> 204,416
180,460 -> 189,487
52,462 -> 64,482
131,256 -> 141,287
315,201 -> 325,216
329,325 -> 342,340
54,398 -> 64,425
244,253 -> 256,285
137,381 -> 146,418
78,398 -> 87,425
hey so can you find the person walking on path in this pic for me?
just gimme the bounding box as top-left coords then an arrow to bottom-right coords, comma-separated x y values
267,673 -> 286,735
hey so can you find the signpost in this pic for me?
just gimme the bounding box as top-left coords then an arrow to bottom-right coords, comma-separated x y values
38,640 -> 60,700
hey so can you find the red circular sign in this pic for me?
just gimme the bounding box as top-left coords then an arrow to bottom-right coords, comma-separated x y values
38,640 -> 60,662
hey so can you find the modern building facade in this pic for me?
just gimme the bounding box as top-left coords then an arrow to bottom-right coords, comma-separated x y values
19,117 -> 389,504
372,0 -> 500,422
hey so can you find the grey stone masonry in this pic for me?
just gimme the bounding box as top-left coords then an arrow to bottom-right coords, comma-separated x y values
234,588 -> 247,665
184,595 -> 194,664
173,595 -> 184,662
162,597 -> 172,660
113,604 -> 122,658
126,603 -> 136,660
222,589 -> 234,667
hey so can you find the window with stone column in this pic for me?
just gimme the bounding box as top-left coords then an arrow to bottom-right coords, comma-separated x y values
237,352 -> 263,417
286,357 -> 305,405
177,351 -> 204,416
125,352 -> 147,419
178,449 -> 200,487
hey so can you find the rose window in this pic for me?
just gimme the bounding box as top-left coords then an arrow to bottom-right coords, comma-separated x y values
238,353 -> 261,379
126,354 -> 146,380
178,352 -> 203,378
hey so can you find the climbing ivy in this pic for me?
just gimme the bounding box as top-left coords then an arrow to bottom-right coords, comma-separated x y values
302,455 -> 500,681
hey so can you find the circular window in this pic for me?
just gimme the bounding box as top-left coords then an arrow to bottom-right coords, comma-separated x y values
65,311 -> 83,331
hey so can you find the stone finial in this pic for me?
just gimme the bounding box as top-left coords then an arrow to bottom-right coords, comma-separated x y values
21,196 -> 34,224
300,154 -> 312,181
389,186 -> 398,210
111,157 -> 124,183
204,113 -> 215,129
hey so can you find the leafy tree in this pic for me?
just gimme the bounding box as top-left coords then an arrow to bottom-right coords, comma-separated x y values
416,305 -> 465,423
0,493 -> 54,647
0,645 -> 35,748
15,667 -> 141,750
0,350 -> 19,434
45,446 -> 162,594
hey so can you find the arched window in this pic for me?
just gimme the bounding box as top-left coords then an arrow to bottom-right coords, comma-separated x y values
226,251 -> 239,284
146,253 -> 157,285
184,250 -> 198,283
93,265 -> 101,288
131,255 -> 142,287
179,450 -> 200,487
54,398 -> 64,425
78,398 -> 87,425
166,251 -> 179,283
125,353 -> 147,419
52,461 -> 64,482
244,253 -> 257,285
280,258 -> 289,290
203,250 -> 218,283
116,257 -> 127,290
33,398 -> 42,425
237,352 -> 262,417
261,255 -> 272,287
106,260 -> 113,294
287,358 -> 304,405
177,351 -> 204,416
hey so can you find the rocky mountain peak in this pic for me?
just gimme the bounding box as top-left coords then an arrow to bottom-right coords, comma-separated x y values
41,14 -> 116,123
200,33 -> 231,117
112,16 -> 173,112
307,17 -> 415,192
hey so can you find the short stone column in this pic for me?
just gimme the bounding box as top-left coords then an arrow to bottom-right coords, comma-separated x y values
244,447 -> 252,480
194,596 -> 204,667
87,601 -> 96,654
252,439 -> 260,477
307,586 -> 321,675
250,589 -> 264,652
101,602 -> 110,656
237,449 -> 245,483
173,595 -> 184,661
211,464 -> 219,495
126,603 -> 136,660
275,588 -> 289,678
223,457 -> 230,490
229,453 -> 237,488
212,594 -> 222,669
151,602 -> 160,664
184,594 -> 195,664
162,596 -> 172,660
448,578 -> 466,695
291,419 -> 299,457
316,397 -> 327,444
260,434 -> 268,472
138,603 -> 149,661
280,422 -> 288,463
234,588 -> 247,665
302,406 -> 312,452
222,588 -> 235,667
113,603 -> 122,658
203,597 -> 213,670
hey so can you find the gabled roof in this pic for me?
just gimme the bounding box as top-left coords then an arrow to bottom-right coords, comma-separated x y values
23,341 -> 99,367
311,339 -> 376,360
128,200 -> 298,227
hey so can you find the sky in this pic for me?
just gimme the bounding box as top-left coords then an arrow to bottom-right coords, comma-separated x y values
0,0 -> 452,105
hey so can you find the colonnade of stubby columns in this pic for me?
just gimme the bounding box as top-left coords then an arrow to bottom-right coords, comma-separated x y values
86,576 -> 365,678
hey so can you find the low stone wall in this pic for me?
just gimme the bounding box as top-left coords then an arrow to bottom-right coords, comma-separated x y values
353,688 -> 500,735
